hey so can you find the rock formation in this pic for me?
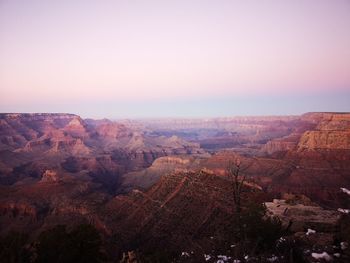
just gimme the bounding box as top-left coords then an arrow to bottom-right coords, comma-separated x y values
1,112 -> 350,261
265,199 -> 340,232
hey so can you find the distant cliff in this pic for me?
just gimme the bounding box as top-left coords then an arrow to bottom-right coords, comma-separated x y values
298,112 -> 350,150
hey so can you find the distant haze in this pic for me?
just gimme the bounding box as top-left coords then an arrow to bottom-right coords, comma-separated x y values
1,0 -> 350,118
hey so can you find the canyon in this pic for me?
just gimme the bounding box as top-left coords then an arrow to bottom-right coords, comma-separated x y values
0,112 -> 350,262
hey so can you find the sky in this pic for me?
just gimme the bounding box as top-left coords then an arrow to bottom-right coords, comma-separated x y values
0,0 -> 350,118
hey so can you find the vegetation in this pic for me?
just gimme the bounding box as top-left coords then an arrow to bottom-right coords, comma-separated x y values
0,231 -> 31,263
0,224 -> 106,263
227,159 -> 245,238
35,224 -> 105,263
241,203 -> 283,250
226,160 -> 285,258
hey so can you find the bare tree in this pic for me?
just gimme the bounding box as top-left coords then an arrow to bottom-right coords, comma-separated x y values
227,159 -> 246,238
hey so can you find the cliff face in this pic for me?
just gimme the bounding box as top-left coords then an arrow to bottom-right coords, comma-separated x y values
301,112 -> 350,125
298,113 -> 350,150
262,135 -> 299,155
260,118 -> 317,155
298,130 -> 350,150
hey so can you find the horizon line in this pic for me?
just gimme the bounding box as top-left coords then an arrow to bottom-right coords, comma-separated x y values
1,111 -> 349,121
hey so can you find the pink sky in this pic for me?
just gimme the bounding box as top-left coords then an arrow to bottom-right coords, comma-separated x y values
0,0 -> 349,117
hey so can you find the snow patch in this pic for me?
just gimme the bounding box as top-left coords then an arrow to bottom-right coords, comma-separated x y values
311,252 -> 332,262
204,254 -> 211,261
181,252 -> 190,257
340,241 -> 348,250
267,255 -> 278,262
306,228 -> 316,235
217,255 -> 231,261
337,208 -> 350,214
340,187 -> 350,195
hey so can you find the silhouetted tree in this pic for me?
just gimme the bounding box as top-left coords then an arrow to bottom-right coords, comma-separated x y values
227,159 -> 245,238
227,159 -> 283,258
